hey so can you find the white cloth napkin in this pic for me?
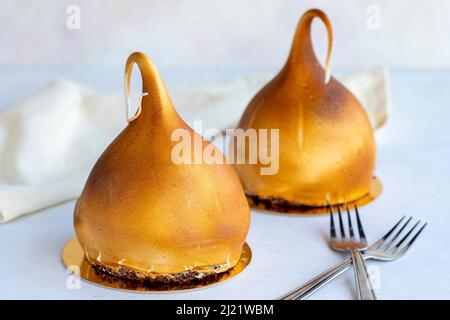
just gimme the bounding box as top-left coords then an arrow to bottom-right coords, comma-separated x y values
0,68 -> 390,223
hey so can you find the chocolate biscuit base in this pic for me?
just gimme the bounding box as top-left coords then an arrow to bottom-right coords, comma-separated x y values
91,263 -> 230,291
246,192 -> 365,214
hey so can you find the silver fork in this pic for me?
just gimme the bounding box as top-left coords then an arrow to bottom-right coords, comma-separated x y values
330,204 -> 376,300
279,211 -> 427,300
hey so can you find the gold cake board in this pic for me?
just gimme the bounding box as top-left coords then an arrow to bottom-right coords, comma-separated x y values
62,237 -> 252,293
247,176 -> 382,215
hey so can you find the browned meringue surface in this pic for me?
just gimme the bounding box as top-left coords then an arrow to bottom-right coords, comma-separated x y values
233,9 -> 376,207
75,52 -> 250,276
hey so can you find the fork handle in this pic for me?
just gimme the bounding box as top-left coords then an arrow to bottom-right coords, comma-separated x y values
278,258 -> 352,300
350,249 -> 377,300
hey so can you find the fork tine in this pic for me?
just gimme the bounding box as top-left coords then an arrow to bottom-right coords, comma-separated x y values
394,220 -> 420,250
397,223 -> 427,255
380,215 -> 406,240
337,205 -> 346,240
382,216 -> 413,249
354,204 -> 367,245
371,216 -> 406,249
329,205 -> 337,241
389,217 -> 412,244
346,204 -> 355,241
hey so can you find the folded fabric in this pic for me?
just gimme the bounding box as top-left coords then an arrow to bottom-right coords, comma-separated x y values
0,68 -> 390,222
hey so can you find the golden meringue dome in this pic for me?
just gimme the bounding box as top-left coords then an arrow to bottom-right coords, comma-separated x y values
74,52 -> 250,277
233,9 -> 376,207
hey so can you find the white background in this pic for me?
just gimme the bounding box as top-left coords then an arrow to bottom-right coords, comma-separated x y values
1,0 -> 450,69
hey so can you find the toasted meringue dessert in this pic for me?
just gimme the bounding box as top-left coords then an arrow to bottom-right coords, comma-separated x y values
74,52 -> 250,288
233,9 -> 376,209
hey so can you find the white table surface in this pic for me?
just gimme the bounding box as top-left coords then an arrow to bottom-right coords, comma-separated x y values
1,68 -> 449,299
